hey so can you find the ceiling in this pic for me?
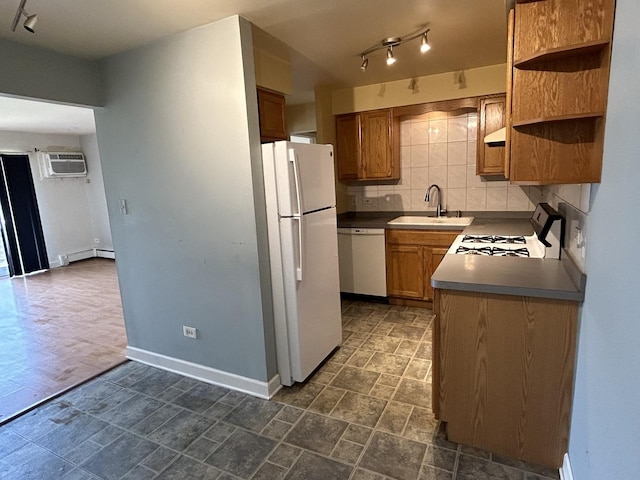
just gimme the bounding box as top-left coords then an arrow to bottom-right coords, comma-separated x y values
0,0 -> 510,134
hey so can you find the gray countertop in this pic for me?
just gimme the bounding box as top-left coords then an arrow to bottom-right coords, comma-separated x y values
431,255 -> 585,301
337,211 -> 585,302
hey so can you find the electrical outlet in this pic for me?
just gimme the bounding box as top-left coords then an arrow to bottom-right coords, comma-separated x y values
363,198 -> 374,205
183,326 -> 197,339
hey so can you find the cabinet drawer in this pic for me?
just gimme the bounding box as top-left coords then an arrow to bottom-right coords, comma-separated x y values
386,229 -> 461,247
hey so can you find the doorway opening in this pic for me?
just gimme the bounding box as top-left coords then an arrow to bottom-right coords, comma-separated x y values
0,154 -> 49,277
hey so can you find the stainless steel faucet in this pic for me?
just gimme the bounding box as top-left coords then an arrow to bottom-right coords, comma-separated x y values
424,184 -> 445,217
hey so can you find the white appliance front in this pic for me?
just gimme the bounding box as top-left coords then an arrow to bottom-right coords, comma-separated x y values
271,141 -> 336,216
277,207 -> 342,384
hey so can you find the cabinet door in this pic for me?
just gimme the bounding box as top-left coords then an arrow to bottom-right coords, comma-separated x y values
257,88 -> 287,142
360,110 -> 394,179
385,244 -> 424,299
477,96 -> 506,176
335,114 -> 361,180
424,247 -> 449,301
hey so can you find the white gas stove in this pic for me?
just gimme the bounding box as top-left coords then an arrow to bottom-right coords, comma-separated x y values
448,234 -> 546,258
447,203 -> 564,260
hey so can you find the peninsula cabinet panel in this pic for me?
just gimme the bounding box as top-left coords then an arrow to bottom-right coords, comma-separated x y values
434,289 -> 579,468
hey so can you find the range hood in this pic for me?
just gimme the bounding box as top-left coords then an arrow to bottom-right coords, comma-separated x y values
483,127 -> 506,144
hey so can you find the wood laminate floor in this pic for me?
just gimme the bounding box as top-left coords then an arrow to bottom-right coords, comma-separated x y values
0,258 -> 126,424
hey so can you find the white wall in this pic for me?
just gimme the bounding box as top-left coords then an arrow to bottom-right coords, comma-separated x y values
81,133 -> 113,250
94,16 -> 277,383
0,131 -> 110,267
567,0 -> 640,477
0,38 -> 102,107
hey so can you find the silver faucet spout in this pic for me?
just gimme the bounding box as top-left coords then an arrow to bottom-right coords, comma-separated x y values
424,184 -> 444,217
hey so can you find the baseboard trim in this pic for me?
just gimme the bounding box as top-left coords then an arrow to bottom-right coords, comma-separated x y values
50,248 -> 116,268
126,346 -> 281,399
67,249 -> 95,263
94,249 -> 115,259
560,453 -> 574,480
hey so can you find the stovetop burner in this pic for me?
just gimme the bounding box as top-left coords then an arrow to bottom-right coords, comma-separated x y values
455,245 -> 531,257
462,235 -> 526,244
456,246 -> 493,256
491,247 -> 530,257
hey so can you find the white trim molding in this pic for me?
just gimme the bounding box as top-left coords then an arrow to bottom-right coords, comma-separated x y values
126,346 -> 281,399
560,453 -> 574,480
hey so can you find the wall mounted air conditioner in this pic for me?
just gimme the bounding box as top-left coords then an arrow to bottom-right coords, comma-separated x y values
42,152 -> 87,178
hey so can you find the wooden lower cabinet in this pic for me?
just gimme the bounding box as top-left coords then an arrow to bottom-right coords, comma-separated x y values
433,289 -> 579,468
385,229 -> 460,305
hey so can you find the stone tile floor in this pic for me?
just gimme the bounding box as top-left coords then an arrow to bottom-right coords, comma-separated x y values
0,299 -> 561,479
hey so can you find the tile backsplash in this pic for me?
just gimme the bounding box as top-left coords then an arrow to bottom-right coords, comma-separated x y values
347,111 -> 542,213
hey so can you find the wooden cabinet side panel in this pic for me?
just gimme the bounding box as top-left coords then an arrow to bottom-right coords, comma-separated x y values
438,291 -> 489,437
335,114 -> 361,180
505,8 -> 515,178
483,295 -> 578,467
438,290 -> 578,468
361,110 -> 393,179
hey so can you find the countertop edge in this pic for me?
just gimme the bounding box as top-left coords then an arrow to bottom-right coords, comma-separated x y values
431,278 -> 585,302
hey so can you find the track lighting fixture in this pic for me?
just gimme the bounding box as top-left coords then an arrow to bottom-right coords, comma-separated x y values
420,32 -> 431,53
360,55 -> 369,72
11,0 -> 38,33
358,28 -> 431,70
386,46 -> 396,66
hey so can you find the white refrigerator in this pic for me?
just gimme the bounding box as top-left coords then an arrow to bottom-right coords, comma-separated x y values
262,141 -> 342,386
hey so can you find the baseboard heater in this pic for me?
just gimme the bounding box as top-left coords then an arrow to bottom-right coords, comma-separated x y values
57,248 -> 115,266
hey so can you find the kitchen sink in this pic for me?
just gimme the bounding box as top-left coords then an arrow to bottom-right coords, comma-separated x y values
387,215 -> 475,227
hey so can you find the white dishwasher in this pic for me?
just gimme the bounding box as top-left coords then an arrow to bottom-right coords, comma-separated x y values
337,228 -> 387,297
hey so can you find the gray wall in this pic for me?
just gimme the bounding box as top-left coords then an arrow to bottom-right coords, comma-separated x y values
0,38 -> 102,106
95,16 -> 277,382
81,133 -> 113,250
568,0 -> 640,477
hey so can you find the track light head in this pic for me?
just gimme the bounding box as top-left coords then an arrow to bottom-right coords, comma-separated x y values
420,31 -> 431,53
361,55 -> 369,72
10,0 -> 37,33
386,46 -> 396,65
23,13 -> 37,32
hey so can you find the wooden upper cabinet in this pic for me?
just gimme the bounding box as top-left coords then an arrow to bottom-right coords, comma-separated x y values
257,87 -> 287,143
336,109 -> 400,181
477,95 -> 507,176
508,0 -> 615,184
335,114 -> 360,180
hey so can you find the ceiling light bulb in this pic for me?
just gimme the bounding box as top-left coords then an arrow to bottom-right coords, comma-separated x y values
361,56 -> 369,72
386,46 -> 396,66
23,13 -> 37,32
420,32 -> 431,53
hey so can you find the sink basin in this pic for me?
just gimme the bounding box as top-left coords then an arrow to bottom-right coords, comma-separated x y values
388,215 -> 475,227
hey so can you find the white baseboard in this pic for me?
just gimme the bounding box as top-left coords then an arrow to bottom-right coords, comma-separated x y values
50,248 -> 115,268
126,346 -> 281,399
560,453 -> 574,480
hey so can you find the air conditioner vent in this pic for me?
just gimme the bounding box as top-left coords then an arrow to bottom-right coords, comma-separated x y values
42,152 -> 87,178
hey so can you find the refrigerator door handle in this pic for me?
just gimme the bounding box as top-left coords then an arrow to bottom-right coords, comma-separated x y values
288,148 -> 302,217
294,216 -> 303,281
